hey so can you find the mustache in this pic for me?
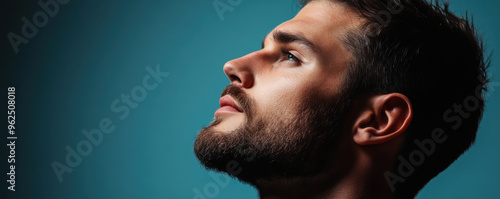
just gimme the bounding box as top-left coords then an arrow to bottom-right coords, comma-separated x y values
220,84 -> 254,120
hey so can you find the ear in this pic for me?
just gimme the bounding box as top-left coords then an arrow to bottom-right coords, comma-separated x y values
353,93 -> 413,145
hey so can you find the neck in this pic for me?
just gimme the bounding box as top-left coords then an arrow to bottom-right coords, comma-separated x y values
254,149 -> 396,199
256,170 -> 395,199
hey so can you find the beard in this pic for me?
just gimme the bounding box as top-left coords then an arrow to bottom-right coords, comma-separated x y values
194,84 -> 351,184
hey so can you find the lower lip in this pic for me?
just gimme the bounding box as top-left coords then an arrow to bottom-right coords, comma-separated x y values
214,106 -> 241,116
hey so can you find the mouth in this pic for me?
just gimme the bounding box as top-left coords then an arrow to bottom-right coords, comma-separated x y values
214,95 -> 244,116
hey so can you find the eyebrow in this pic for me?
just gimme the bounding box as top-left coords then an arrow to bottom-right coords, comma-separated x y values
261,31 -> 319,54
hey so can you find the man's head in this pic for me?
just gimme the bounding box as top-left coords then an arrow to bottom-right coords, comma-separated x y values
195,0 -> 360,183
194,0 -> 489,198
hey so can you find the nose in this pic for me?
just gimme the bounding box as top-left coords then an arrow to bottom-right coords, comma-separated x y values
223,52 -> 257,88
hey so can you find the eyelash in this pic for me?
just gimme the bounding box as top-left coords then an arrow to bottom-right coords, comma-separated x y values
281,49 -> 301,64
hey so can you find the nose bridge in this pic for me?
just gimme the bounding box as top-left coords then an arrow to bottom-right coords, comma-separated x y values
225,50 -> 259,71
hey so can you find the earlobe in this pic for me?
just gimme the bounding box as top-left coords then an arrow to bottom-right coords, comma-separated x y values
353,93 -> 413,146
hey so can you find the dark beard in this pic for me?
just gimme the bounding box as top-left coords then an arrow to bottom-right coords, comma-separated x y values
193,84 -> 351,184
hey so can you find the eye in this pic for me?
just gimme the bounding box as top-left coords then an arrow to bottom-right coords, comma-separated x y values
281,49 -> 301,64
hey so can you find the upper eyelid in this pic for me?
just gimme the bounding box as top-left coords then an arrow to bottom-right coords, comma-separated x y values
280,49 -> 302,63
261,37 -> 306,63
282,49 -> 297,57
262,39 -> 306,56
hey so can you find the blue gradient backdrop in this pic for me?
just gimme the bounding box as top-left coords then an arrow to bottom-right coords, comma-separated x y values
1,0 -> 499,198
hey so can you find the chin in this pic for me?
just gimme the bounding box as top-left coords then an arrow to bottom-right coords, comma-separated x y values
212,115 -> 245,131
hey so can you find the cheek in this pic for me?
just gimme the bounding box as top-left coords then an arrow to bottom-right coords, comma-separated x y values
252,75 -> 312,120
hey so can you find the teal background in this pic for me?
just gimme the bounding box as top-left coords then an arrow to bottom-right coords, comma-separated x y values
1,0 -> 498,198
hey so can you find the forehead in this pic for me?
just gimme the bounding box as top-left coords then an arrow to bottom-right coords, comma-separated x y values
267,1 -> 362,63
281,1 -> 361,39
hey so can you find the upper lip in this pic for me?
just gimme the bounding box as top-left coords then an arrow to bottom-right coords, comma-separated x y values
219,95 -> 243,112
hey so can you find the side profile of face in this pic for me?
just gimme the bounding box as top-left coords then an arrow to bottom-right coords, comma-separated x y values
194,1 -> 363,183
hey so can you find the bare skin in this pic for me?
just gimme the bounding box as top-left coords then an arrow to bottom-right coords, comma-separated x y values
216,1 -> 413,198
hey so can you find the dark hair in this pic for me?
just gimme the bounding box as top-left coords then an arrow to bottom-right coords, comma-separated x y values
301,0 -> 490,198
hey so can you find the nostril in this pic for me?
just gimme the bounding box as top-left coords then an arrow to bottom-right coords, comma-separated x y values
229,75 -> 241,83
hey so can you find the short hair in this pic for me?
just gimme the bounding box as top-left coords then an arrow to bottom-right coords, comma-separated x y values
300,0 -> 490,197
